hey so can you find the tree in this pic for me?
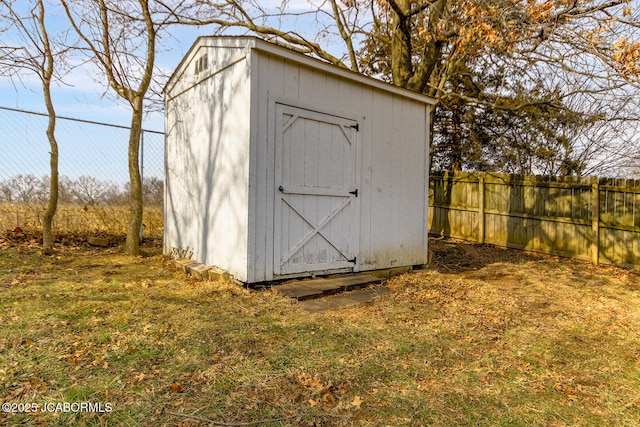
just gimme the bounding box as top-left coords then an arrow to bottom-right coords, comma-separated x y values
60,0 -> 159,255
67,175 -> 119,206
362,0 -> 639,174
188,0 -> 639,176
0,179 -> 12,202
0,0 -> 67,254
60,0 -> 211,254
431,61 -> 601,175
188,0 -> 637,91
142,177 -> 163,207
0,175 -> 48,204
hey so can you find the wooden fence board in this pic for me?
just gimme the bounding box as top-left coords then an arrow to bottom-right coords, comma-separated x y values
429,172 -> 640,269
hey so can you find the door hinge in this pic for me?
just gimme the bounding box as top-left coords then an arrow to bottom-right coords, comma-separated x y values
351,123 -> 359,132
349,189 -> 358,197
348,257 -> 357,264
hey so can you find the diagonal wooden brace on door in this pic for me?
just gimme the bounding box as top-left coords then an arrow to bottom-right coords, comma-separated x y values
280,195 -> 352,264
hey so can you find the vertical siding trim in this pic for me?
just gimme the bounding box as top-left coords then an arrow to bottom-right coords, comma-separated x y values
246,47 -> 259,283
423,104 -> 431,263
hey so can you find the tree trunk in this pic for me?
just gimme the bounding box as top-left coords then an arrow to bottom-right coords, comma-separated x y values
450,102 -> 463,172
124,96 -> 144,255
39,0 -> 58,256
59,0 -> 155,256
390,0 -> 412,88
42,90 -> 58,255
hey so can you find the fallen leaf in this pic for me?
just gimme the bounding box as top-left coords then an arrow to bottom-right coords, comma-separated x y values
170,382 -> 185,394
91,358 -> 106,367
322,391 -> 336,405
351,395 -> 363,409
308,399 -> 318,407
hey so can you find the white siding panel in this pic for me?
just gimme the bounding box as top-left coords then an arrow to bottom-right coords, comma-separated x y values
247,52 -> 280,281
368,90 -> 395,266
246,49 -> 259,283
283,61 -> 300,100
366,94 -> 428,268
349,84 -> 373,271
165,52 -> 251,281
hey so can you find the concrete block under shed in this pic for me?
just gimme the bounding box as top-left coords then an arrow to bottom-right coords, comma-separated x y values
208,266 -> 233,283
187,263 -> 211,279
174,258 -> 197,272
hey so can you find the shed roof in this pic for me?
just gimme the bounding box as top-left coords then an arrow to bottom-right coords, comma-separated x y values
164,36 -> 436,105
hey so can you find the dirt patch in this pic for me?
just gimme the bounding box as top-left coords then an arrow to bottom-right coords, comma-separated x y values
429,235 -> 543,272
427,235 -> 640,309
0,228 -> 161,252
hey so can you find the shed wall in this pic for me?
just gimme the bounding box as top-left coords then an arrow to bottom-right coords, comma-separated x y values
164,48 -> 252,281
248,50 -> 430,282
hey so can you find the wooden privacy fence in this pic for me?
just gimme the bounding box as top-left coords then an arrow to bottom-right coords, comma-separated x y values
428,172 -> 640,268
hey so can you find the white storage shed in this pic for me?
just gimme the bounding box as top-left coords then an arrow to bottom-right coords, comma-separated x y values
164,36 -> 434,284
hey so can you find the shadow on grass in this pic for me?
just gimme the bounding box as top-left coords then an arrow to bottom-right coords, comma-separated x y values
428,235 -> 545,274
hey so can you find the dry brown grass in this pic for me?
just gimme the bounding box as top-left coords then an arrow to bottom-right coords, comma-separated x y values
1,235 -> 639,426
0,202 -> 163,239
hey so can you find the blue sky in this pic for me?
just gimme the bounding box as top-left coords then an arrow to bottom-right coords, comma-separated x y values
0,25 -> 206,132
0,23 -> 210,185
0,1 -> 343,184
0,0 -> 339,132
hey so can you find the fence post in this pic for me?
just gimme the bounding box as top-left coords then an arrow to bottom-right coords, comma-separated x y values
478,174 -> 485,244
591,177 -> 600,265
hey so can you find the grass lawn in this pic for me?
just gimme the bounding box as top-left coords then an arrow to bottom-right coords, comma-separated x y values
1,233 -> 640,426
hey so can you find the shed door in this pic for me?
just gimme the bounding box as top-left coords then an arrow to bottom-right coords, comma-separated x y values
274,104 -> 359,276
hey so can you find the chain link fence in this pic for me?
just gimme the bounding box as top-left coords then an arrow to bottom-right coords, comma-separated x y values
0,106 -> 165,239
